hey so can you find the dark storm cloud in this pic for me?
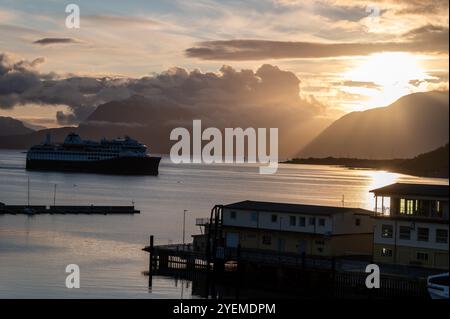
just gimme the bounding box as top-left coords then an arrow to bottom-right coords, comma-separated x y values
185,25 -> 448,60
33,38 -> 80,45
0,53 -> 323,131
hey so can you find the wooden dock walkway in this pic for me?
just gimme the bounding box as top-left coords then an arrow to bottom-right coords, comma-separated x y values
0,204 -> 139,215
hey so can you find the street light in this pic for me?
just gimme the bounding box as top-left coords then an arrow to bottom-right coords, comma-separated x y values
183,209 -> 188,246
53,184 -> 57,206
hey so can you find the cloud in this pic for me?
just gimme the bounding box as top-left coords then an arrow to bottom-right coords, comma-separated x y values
278,0 -> 449,16
186,24 -> 448,60
83,15 -> 161,28
33,38 -> 81,46
0,53 -> 326,149
333,81 -> 381,89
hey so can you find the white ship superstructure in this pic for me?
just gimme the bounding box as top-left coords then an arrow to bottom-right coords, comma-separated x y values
27,133 -> 148,162
26,133 -> 161,175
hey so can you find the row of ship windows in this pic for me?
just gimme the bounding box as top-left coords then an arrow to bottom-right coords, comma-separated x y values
31,152 -> 120,156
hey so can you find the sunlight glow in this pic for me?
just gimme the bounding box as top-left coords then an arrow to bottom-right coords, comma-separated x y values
366,170 -> 401,213
342,52 -> 431,110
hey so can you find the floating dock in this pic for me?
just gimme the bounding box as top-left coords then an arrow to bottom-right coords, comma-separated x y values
0,204 -> 139,215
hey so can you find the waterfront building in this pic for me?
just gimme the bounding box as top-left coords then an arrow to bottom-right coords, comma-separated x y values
371,183 -> 449,269
220,200 -> 374,257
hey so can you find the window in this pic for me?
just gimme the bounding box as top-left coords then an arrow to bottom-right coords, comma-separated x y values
381,248 -> 392,257
399,226 -> 411,240
262,235 -> 271,245
417,228 -> 429,241
407,200 -> 417,214
271,214 -> 278,223
289,216 -> 296,226
230,211 -> 237,219
381,225 -> 393,238
400,199 -> 406,214
250,212 -> 257,222
355,218 -> 361,226
400,199 -> 418,215
318,218 -> 325,227
309,217 -> 316,226
417,252 -> 428,261
299,217 -> 306,227
436,229 -> 448,243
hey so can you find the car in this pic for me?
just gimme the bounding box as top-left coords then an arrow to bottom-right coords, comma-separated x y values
427,272 -> 449,299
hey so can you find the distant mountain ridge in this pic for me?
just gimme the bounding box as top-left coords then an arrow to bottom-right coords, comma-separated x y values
286,143 -> 449,178
0,117 -> 34,136
299,91 -> 449,159
0,91 -> 448,160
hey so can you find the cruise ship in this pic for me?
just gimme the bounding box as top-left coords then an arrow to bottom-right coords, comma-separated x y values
26,133 -> 161,175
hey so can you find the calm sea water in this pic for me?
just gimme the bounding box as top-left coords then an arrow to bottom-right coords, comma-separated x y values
0,150 -> 447,298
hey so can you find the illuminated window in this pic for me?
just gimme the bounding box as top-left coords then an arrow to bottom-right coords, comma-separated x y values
381,248 -> 392,257
406,200 -> 417,215
381,224 -> 393,238
400,199 -> 406,214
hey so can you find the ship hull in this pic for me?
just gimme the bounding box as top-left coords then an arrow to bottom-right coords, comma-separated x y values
26,156 -> 161,176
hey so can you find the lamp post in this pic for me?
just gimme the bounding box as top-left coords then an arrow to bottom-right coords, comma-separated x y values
183,209 -> 188,247
53,184 -> 57,206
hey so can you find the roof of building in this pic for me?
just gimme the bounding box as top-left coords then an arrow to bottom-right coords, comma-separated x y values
370,183 -> 449,198
223,200 -> 373,216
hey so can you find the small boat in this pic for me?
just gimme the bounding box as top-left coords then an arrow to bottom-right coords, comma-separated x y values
427,272 -> 449,299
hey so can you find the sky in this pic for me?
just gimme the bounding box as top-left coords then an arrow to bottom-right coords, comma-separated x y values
0,0 -> 448,128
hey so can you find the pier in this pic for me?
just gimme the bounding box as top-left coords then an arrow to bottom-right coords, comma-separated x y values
143,237 -> 429,299
0,203 -> 139,215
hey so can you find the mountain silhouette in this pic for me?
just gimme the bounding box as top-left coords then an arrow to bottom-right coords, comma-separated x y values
299,91 -> 449,159
0,117 -> 34,136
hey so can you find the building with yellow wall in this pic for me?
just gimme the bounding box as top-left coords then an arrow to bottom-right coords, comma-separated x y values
221,201 -> 374,257
371,183 -> 449,270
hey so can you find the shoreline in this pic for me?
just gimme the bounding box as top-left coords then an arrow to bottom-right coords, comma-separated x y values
282,157 -> 449,179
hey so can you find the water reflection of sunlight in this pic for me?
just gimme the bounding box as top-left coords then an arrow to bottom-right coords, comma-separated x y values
366,170 -> 401,212
367,170 -> 401,191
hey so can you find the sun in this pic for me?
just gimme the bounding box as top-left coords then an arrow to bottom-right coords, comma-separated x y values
342,52 -> 431,110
